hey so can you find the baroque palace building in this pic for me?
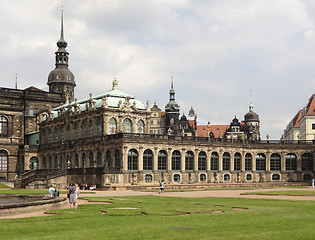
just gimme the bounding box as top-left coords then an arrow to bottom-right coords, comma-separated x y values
1,10 -> 315,188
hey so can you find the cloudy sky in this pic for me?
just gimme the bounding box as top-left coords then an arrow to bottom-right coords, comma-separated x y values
2,0 -> 315,139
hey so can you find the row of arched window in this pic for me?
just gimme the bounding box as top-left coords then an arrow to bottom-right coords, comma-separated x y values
127,150 -> 313,172
42,117 -> 145,143
42,150 -> 121,169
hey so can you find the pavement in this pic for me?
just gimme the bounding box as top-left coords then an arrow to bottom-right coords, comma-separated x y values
1,187 -> 315,219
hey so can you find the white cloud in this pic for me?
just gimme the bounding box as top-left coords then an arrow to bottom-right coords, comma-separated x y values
1,0 -> 315,139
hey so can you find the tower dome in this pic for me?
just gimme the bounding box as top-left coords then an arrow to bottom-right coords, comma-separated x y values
47,9 -> 76,103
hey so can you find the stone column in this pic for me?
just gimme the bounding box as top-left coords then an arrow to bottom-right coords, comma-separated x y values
153,147 -> 158,171
138,147 -> 143,171
194,150 -> 198,172
180,148 -> 185,172
252,151 -> 256,172
218,151 -> 223,172
241,151 -> 246,172
207,150 -> 211,171
265,151 -> 270,172
103,115 -> 109,135
122,146 -> 128,172
230,151 -> 234,172
167,148 -> 172,171
281,152 -> 286,172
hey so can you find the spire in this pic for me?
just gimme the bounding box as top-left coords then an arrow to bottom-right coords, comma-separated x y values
169,76 -> 175,101
249,102 -> 253,112
47,5 -> 76,103
112,77 -> 118,90
15,73 -> 17,89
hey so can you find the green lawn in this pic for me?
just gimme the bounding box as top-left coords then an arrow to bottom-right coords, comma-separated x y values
1,196 -> 315,240
243,190 -> 315,196
0,183 -> 11,189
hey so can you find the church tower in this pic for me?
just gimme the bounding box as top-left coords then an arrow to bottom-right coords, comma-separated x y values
47,9 -> 76,103
165,79 -> 180,135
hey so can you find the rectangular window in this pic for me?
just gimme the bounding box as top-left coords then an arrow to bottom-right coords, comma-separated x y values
312,124 -> 315,130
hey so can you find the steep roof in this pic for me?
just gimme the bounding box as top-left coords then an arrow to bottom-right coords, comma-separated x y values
304,94 -> 315,116
196,124 -> 229,138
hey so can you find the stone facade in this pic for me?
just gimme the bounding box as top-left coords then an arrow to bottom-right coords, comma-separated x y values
0,87 -> 62,181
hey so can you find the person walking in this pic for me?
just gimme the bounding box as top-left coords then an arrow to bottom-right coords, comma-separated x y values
159,180 -> 165,194
312,178 -> 315,189
68,183 -> 77,208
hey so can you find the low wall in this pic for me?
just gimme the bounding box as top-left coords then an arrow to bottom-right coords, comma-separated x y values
0,196 -> 67,217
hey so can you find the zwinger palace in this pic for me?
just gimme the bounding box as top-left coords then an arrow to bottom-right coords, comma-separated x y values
0,10 -> 314,188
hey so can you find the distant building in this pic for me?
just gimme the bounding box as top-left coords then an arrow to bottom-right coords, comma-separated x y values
2,8 -> 315,188
284,94 -> 315,141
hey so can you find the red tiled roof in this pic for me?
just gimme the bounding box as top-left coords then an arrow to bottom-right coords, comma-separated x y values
189,120 -> 196,130
197,125 -> 229,138
305,94 -> 315,116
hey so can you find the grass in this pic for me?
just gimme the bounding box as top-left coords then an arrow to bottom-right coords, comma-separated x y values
243,190 -> 315,196
1,195 -> 315,239
0,183 -> 11,189
143,185 -> 308,192
0,189 -> 95,195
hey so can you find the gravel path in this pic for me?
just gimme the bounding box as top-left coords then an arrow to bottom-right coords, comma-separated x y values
1,187 -> 315,219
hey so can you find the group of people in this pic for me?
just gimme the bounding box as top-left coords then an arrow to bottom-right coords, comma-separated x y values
48,185 -> 59,198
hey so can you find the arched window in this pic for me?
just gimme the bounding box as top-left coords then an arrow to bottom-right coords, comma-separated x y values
302,153 -> 313,171
89,152 -> 94,167
96,118 -> 102,136
158,150 -> 167,170
245,153 -> 252,171
115,150 -> 120,167
224,174 -> 230,181
106,150 -> 111,167
54,128 -> 58,142
60,126 -> 64,141
48,156 -> 52,169
234,152 -> 241,171
173,174 -> 180,182
143,149 -> 153,170
75,153 -> 79,168
172,150 -> 181,170
54,156 -> 58,168
198,151 -> 206,171
30,157 -> 38,170
256,153 -> 266,171
82,153 -> 86,168
0,116 -> 8,137
270,153 -> 281,171
109,118 -> 117,134
128,149 -> 138,170
137,120 -> 144,134
185,151 -> 194,171
0,150 -> 8,171
145,174 -> 152,183
74,123 -> 79,139
97,151 -> 102,167
210,152 -> 219,171
48,129 -> 52,143
223,152 -> 230,171
41,130 -> 46,144
42,156 -> 47,169
200,174 -> 206,182
123,118 -> 132,133
285,153 -> 296,171
66,125 -> 71,140
82,121 -> 87,138
88,120 -> 94,137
